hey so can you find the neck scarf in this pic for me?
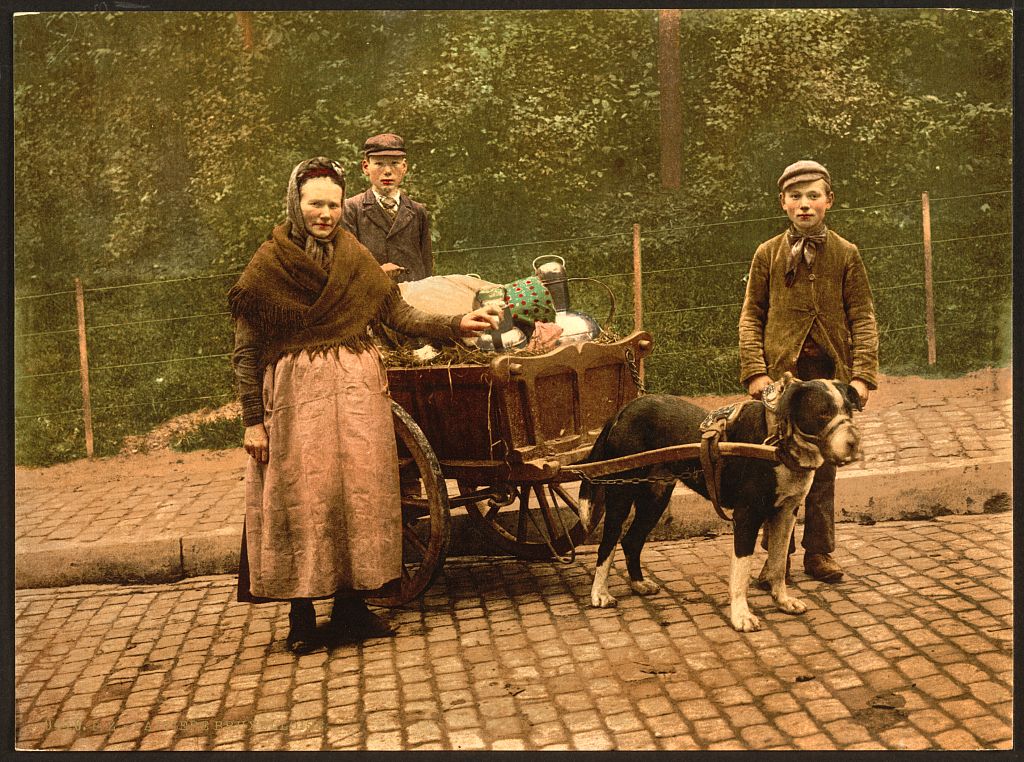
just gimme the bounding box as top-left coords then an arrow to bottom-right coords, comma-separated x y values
785,223 -> 828,287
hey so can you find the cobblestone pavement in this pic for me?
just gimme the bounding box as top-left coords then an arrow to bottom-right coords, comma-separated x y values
14,514 -> 1012,751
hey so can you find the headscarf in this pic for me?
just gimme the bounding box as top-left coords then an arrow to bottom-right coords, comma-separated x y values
285,156 -> 346,270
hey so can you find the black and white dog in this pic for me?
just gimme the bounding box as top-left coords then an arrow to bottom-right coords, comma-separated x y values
579,374 -> 862,632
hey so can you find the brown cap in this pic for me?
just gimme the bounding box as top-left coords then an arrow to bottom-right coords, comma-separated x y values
362,133 -> 406,157
778,160 -> 831,192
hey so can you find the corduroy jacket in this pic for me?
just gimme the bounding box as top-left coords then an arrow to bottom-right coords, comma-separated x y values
342,189 -> 433,283
738,229 -> 879,389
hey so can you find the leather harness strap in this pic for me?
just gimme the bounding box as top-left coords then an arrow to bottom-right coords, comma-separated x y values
699,416 -> 732,522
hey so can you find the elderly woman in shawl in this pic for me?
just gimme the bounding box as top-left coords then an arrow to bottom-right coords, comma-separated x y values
230,156 -> 497,654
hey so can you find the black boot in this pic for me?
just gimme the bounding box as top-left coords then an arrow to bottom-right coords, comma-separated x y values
328,596 -> 397,643
285,599 -> 321,654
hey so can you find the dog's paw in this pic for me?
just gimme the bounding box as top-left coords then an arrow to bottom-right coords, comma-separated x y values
774,595 -> 807,615
591,589 -> 618,608
629,579 -> 660,596
730,609 -> 761,632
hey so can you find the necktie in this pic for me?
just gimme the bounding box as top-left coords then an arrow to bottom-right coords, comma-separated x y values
380,195 -> 398,220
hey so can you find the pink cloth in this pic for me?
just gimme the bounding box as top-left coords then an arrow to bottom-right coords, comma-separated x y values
243,346 -> 402,599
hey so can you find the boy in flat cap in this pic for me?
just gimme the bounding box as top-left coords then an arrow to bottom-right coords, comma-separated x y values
342,133 -> 433,284
738,159 -> 879,584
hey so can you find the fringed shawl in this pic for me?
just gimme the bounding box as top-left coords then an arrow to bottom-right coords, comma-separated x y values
228,222 -> 398,366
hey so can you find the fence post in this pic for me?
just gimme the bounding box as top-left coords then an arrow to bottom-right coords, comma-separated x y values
74,277 -> 95,457
921,192 -> 937,365
632,223 -> 644,386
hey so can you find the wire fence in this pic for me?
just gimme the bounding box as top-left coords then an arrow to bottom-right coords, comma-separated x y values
13,189 -> 1012,460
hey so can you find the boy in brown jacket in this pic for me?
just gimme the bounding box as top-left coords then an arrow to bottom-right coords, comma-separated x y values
342,133 -> 433,283
738,160 -> 879,583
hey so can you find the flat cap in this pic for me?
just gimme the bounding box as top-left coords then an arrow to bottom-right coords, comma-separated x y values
778,160 -> 831,191
362,133 -> 406,157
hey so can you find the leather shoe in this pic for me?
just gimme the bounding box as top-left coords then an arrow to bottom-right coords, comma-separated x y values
285,600 -> 322,655
328,598 -> 397,643
755,555 -> 791,591
804,553 -> 844,582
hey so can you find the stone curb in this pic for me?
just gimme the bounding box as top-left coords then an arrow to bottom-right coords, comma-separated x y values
13,457 -> 1012,589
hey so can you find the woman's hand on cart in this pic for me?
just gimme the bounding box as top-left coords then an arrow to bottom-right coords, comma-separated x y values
244,423 -> 270,463
458,305 -> 502,336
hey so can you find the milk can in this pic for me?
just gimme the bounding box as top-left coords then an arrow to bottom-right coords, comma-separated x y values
533,254 -> 600,345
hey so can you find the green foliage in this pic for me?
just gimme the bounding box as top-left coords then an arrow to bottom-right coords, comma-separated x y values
12,9 -> 1012,465
171,416 -> 244,453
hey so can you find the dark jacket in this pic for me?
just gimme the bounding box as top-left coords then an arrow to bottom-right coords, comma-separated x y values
738,229 -> 879,389
342,189 -> 433,283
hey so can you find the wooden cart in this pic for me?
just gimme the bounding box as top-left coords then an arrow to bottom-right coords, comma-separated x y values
366,331 -> 654,607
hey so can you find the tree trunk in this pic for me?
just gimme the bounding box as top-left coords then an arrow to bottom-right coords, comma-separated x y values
658,9 -> 681,189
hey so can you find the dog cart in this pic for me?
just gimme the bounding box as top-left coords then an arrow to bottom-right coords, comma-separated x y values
366,331 -> 651,606
368,330 -> 784,608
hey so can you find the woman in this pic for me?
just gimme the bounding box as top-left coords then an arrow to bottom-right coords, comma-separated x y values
229,156 -> 497,654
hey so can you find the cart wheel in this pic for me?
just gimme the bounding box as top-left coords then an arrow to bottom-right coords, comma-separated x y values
367,402 -> 451,608
462,480 -> 604,561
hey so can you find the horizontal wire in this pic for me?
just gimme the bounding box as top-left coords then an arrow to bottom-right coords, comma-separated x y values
82,271 -> 243,294
87,311 -> 231,333
434,230 -> 629,256
646,301 -> 743,316
13,289 -> 76,302
15,392 -> 235,421
90,353 -> 232,372
17,326 -> 78,339
15,311 -> 232,340
16,352 -> 232,380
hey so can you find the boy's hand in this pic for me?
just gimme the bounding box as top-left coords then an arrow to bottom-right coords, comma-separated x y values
746,374 -> 773,400
850,378 -> 870,408
458,305 -> 502,336
244,423 -> 269,463
381,263 -> 405,279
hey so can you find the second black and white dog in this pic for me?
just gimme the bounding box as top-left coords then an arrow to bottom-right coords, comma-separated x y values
578,374 -> 862,632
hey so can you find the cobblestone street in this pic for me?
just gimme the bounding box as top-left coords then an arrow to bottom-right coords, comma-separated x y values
14,513 -> 1012,751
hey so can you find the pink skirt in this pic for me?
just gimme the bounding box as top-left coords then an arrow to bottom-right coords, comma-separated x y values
241,346 -> 402,600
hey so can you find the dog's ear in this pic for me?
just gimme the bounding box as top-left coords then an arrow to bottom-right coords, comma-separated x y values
775,381 -> 826,470
839,382 -> 864,412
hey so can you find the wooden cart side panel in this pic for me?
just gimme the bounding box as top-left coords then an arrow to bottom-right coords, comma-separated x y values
492,332 -> 652,462
386,331 -> 653,466
387,366 -> 507,462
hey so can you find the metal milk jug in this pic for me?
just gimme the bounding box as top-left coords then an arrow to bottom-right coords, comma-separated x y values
533,255 -> 571,313
533,254 -> 599,345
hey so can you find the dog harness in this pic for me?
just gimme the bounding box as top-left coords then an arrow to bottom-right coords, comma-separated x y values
697,379 -> 786,521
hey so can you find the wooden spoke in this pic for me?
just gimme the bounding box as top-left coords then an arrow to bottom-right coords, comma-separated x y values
534,485 -> 561,542
516,489 -> 531,542
402,523 -> 429,556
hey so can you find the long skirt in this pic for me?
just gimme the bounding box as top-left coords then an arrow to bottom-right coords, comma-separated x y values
238,346 -> 402,601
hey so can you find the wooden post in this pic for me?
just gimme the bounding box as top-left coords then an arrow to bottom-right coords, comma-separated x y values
632,223 -> 645,386
74,278 -> 95,458
921,192 -> 936,365
657,9 -> 682,189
